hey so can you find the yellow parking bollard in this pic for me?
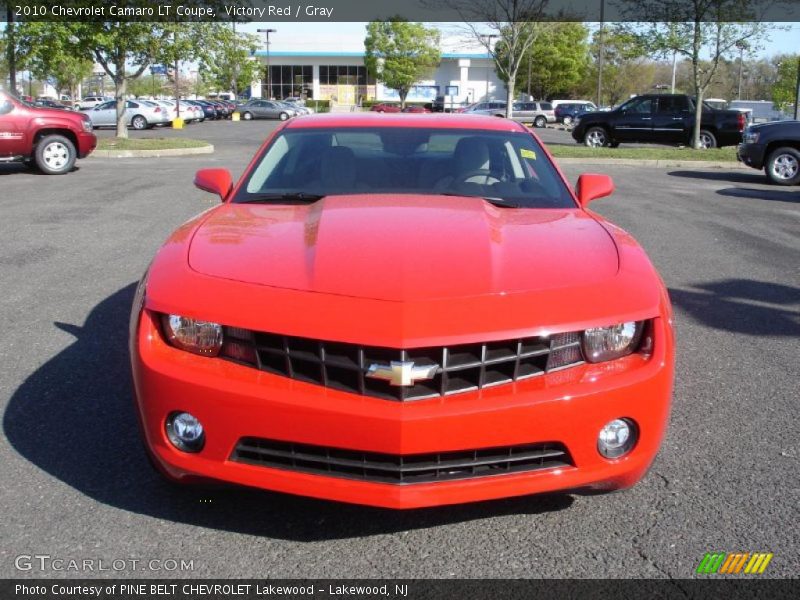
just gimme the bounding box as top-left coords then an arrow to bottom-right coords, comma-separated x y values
232,112 -> 240,122
172,117 -> 184,129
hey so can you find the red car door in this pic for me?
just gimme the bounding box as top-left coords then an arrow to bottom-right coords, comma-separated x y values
0,94 -> 28,157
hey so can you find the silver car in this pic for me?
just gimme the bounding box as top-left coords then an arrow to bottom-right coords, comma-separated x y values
472,101 -> 556,127
235,100 -> 295,121
87,99 -> 169,130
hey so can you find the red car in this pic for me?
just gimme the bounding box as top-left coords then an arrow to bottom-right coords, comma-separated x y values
131,114 -> 674,509
0,90 -> 97,174
370,102 -> 402,113
402,105 -> 432,113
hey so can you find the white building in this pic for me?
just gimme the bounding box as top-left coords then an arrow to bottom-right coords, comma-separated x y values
249,50 -> 504,107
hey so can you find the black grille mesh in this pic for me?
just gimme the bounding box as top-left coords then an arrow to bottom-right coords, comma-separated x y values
220,328 -> 584,401
232,437 -> 573,484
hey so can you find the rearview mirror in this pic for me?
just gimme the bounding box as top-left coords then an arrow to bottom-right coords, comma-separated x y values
576,173 -> 614,207
194,168 -> 233,202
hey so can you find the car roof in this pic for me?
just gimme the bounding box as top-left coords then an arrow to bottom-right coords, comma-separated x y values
284,113 -> 527,132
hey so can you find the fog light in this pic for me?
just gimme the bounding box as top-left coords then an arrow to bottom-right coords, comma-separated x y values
597,418 -> 636,459
166,412 -> 205,453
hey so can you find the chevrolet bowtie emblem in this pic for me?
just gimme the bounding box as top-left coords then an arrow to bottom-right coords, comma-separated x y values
366,360 -> 439,387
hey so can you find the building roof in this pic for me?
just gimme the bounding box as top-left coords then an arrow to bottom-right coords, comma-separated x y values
253,51 -> 491,60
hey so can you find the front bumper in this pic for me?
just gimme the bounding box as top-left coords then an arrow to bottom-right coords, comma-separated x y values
132,309 -> 674,508
737,142 -> 766,170
76,131 -> 97,158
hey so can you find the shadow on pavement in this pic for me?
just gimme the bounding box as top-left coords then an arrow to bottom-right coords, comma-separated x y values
3,284 -> 573,541
667,169 -> 768,184
669,279 -> 800,337
716,187 -> 800,203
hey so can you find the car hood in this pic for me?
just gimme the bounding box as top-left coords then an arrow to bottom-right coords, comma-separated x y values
187,195 -> 619,302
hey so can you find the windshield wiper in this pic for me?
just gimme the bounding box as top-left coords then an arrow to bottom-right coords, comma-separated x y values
239,192 -> 325,204
439,193 -> 520,208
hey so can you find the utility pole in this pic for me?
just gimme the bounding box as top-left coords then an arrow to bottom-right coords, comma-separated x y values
596,0 -> 605,107
671,51 -> 677,94
257,28 -> 277,99
7,6 -> 17,93
736,41 -> 748,100
479,34 -> 497,101
794,55 -> 800,121
174,31 -> 180,117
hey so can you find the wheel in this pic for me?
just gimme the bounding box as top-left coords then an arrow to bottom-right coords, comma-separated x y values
584,126 -> 609,148
131,115 -> 148,130
562,115 -> 573,126
279,112 -> 289,121
34,135 -> 76,175
765,147 -> 800,186
697,130 -> 717,149
242,111 -> 253,121
534,116 -> 547,128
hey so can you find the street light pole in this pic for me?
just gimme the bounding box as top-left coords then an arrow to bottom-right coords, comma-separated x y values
257,28 -> 277,99
596,0 -> 605,107
479,34 -> 497,101
7,6 -> 17,93
736,41 -> 748,100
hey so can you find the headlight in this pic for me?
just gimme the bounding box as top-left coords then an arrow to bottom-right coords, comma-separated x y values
82,119 -> 93,132
743,130 -> 759,144
162,314 -> 223,356
572,117 -> 580,127
581,321 -> 644,363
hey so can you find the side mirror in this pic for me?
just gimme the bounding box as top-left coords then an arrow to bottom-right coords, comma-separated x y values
0,100 -> 13,115
194,168 -> 233,202
576,173 -> 614,207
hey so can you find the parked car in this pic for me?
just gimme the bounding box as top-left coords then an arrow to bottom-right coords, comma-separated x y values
401,105 -> 431,113
0,90 -> 96,174
284,99 -> 313,114
370,102 -> 402,113
209,101 -> 230,118
473,101 -> 556,127
86,99 -> 168,130
234,99 -> 294,121
131,112 -> 675,509
571,94 -> 746,148
186,100 -> 216,121
77,95 -> 112,110
33,99 -> 73,111
460,101 -> 507,115
738,120 -> 800,185
554,101 -> 597,126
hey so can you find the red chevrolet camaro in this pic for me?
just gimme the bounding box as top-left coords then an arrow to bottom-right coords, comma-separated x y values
130,113 -> 674,509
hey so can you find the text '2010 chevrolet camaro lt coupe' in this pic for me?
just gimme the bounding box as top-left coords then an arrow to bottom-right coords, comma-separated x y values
130,114 -> 674,509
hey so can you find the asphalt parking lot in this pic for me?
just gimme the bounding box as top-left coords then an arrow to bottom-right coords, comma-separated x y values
1,120 -> 798,579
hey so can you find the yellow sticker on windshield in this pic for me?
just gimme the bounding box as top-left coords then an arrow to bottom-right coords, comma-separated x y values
521,148 -> 536,160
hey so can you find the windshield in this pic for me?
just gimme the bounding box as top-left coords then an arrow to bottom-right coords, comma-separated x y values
233,127 -> 575,209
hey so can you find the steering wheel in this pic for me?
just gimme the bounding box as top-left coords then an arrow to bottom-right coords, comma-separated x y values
453,169 -> 503,186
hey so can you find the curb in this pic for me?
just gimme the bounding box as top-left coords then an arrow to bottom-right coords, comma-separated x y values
90,144 -> 214,158
554,157 -> 745,169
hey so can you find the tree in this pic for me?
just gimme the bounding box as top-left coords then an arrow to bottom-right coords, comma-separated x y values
196,24 -> 260,98
514,23 -> 590,100
364,18 -> 440,108
587,25 -> 650,106
772,54 -> 799,111
631,0 -> 771,148
442,0 -> 550,117
15,23 -> 93,101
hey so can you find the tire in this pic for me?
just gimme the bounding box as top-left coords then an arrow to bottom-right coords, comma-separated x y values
131,115 -> 148,130
698,129 -> 717,149
584,126 -> 609,148
765,146 -> 800,186
279,112 -> 289,121
242,111 -> 253,121
562,115 -> 573,126
34,134 -> 76,175
534,116 -> 547,128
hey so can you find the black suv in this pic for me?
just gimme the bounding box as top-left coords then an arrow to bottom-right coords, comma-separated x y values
738,120 -> 800,185
571,94 -> 746,149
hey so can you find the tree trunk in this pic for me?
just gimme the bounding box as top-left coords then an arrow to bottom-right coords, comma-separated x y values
692,88 -> 704,149
506,77 -> 515,118
399,89 -> 407,109
115,76 -> 128,139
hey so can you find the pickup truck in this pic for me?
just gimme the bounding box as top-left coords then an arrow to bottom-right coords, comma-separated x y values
0,90 -> 97,174
737,120 -> 800,185
571,94 -> 746,149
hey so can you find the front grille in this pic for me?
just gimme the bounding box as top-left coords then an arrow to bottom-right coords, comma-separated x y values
232,438 -> 573,485
221,327 -> 584,402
